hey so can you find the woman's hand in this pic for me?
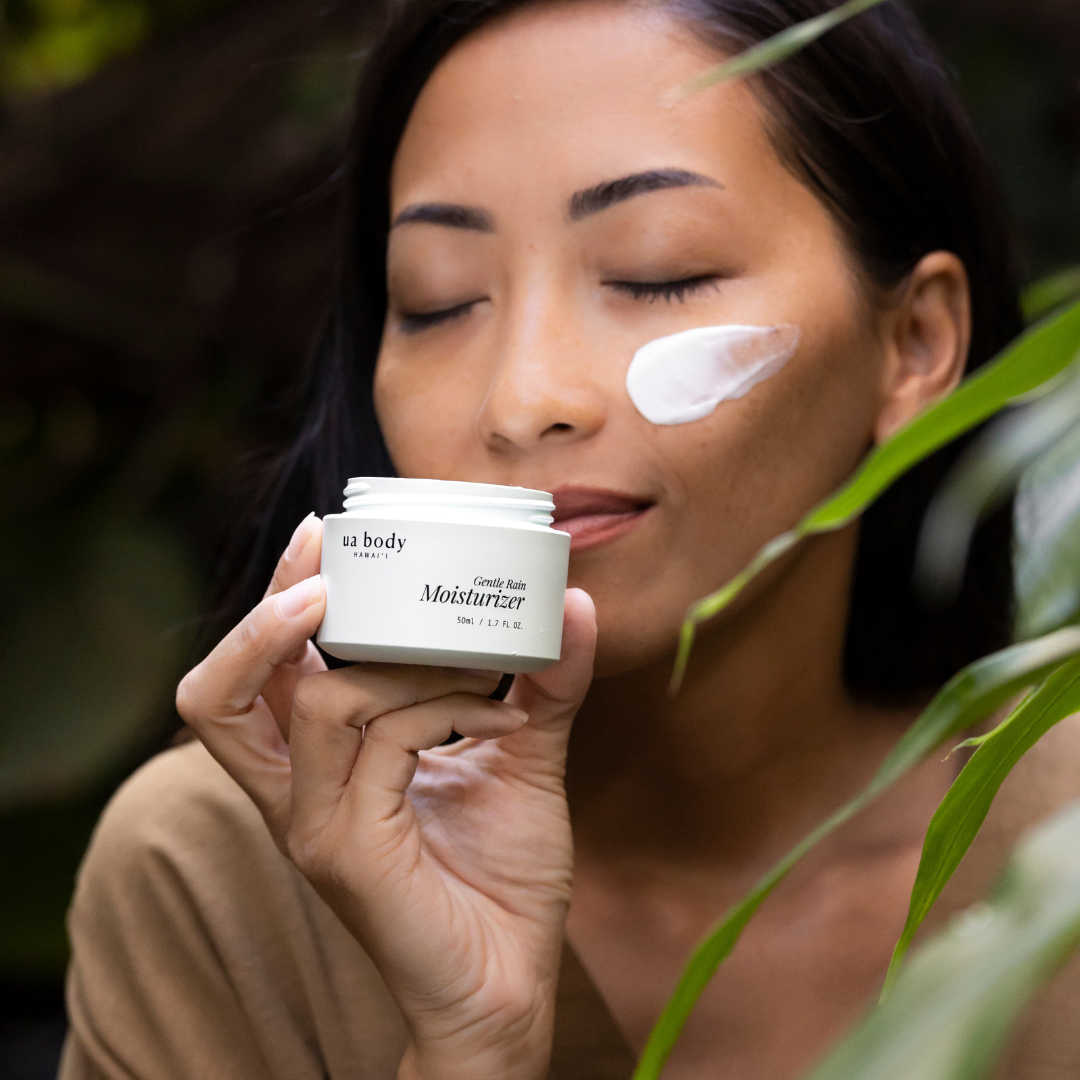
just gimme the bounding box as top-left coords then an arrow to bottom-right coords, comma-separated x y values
176,514 -> 597,1080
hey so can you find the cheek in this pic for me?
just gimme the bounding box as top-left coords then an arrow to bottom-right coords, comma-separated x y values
658,313 -> 884,550
373,347 -> 488,476
374,355 -> 440,471
739,276 -> 886,496
732,324 -> 882,506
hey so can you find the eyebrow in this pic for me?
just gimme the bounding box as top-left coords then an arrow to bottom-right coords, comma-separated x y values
391,203 -> 495,232
567,169 -> 723,221
389,168 -> 723,234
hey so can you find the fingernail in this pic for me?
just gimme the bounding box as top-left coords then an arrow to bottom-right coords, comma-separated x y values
503,705 -> 529,724
284,512 -> 316,561
276,575 -> 323,619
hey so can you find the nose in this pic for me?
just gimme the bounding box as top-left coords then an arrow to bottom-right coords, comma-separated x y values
476,308 -> 609,456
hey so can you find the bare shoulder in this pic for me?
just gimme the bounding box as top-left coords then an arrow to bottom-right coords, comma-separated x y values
933,710 -> 1080,917
991,713 -> 1080,1079
932,713 -> 1080,1079
993,709 -> 1080,828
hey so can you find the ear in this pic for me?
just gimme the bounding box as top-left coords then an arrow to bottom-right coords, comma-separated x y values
874,251 -> 971,444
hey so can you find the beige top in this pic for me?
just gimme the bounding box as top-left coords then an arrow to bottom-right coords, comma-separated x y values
59,719 -> 1080,1080
58,739 -> 633,1080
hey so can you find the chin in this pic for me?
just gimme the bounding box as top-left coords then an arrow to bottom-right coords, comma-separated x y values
570,574 -> 690,680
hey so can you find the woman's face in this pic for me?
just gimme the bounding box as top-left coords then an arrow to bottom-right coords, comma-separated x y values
375,0 -> 896,676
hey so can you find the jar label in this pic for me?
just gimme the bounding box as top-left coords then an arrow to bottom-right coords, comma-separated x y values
317,515 -> 569,671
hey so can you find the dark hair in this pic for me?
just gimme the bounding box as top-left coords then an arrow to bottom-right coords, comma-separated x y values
215,0 -> 1021,700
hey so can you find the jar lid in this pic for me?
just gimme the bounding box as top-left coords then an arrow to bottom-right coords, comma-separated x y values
342,477 -> 555,526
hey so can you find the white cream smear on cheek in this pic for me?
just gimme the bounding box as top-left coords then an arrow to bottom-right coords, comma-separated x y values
626,323 -> 801,425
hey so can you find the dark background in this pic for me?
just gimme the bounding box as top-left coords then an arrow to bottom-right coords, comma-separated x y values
1,0 -> 1078,1075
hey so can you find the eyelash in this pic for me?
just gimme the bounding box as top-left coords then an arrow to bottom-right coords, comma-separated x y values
397,275 -> 720,333
607,275 -> 720,303
398,300 -> 476,334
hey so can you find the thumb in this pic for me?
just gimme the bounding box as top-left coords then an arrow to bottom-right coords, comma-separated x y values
503,588 -> 596,735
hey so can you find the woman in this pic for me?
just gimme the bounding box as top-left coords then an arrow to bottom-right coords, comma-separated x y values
59,1 -> 1080,1078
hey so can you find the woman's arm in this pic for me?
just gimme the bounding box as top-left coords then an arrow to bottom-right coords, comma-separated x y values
176,515 -> 596,1080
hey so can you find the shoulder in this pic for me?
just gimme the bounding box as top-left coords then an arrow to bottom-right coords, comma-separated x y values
937,712 -> 1080,1079
935,709 -> 1080,919
71,736 -> 334,977
973,709 -> 1080,890
70,737 -> 300,945
991,708 -> 1080,833
992,712 -> 1080,1079
70,736 -> 359,974
78,737 -> 274,887
66,739 -> 407,1080
89,735 -> 260,843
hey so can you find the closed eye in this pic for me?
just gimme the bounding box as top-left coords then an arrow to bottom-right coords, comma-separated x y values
398,299 -> 480,334
607,275 -> 721,303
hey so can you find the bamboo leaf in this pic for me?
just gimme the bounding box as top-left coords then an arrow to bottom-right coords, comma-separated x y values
912,266 -> 1080,609
914,365 -> 1080,604
674,0 -> 893,98
806,798 -> 1080,1080
672,298 -> 1080,693
632,627 -> 1080,1080
1022,265 -> 1080,325
1012,420 -> 1080,639
880,654 -> 1080,998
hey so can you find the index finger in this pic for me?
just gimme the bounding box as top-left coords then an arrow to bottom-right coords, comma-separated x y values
175,574 -> 327,826
259,512 -> 328,729
181,575 -> 327,726
264,513 -> 323,600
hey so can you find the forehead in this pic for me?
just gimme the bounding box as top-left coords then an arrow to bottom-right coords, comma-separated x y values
389,0 -> 796,217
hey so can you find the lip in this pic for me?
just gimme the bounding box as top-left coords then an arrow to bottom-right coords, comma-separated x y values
550,486 -> 654,552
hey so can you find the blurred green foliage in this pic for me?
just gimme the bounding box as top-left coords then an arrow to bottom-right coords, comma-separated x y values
1,0 -> 235,94
0,0 -> 379,991
1015,420 -> 1080,639
1023,266 -> 1080,324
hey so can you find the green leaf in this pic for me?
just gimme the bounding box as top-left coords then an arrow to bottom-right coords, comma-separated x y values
806,798 -> 1080,1080
672,297 -> 1080,693
881,654 -> 1080,998
1022,265 -> 1080,325
914,364 -> 1080,605
1013,421 -> 1080,639
632,627 -> 1080,1080
674,0 -> 893,98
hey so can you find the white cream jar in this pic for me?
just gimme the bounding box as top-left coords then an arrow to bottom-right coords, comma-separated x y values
317,477 -> 571,672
